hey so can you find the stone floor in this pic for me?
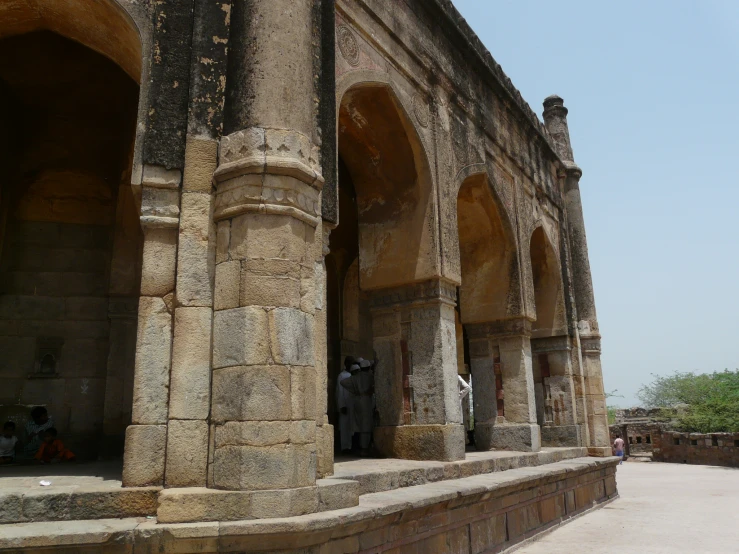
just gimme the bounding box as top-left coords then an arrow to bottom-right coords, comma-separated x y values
517,461 -> 739,553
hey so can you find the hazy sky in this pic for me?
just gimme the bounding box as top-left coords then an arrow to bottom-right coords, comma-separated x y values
453,0 -> 739,406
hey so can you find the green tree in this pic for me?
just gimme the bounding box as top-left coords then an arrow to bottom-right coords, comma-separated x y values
636,370 -> 739,432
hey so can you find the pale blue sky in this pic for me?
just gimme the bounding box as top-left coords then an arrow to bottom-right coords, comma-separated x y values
453,0 -> 739,406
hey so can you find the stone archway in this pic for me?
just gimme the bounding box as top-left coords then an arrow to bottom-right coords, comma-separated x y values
0,4 -> 142,460
456,172 -> 540,452
327,83 -> 462,461
528,225 -> 580,445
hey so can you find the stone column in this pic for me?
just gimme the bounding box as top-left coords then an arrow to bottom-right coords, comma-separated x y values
315,224 -> 334,477
467,319 -> 540,452
543,95 -> 609,455
205,0 -> 323,504
370,279 -> 466,462
122,166 -> 181,487
164,136 -> 217,488
531,335 -> 581,447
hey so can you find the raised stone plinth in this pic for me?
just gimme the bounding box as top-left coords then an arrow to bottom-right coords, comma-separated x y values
475,422 -> 541,452
157,479 -> 358,523
0,457 -> 619,553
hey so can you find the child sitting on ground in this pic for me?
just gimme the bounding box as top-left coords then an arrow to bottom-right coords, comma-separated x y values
35,428 -> 75,464
25,406 -> 54,458
0,421 -> 18,464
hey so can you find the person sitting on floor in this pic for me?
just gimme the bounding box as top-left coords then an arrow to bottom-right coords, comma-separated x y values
0,421 -> 18,464
25,406 -> 54,458
35,428 -> 75,464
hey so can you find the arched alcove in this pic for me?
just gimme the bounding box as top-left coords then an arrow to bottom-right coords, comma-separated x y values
456,173 -> 516,324
529,226 -> 566,338
0,15 -> 142,460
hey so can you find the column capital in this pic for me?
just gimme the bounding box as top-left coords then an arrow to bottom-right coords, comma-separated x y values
465,317 -> 532,340
530,335 -> 572,354
368,278 -> 458,310
213,127 -> 324,226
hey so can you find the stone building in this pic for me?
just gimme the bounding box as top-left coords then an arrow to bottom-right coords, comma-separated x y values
0,0 -> 615,550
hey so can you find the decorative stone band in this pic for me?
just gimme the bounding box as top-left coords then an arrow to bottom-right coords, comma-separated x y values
139,165 -> 182,229
531,335 -> 572,354
368,279 -> 458,310
465,317 -> 533,339
580,336 -> 602,355
214,127 -> 324,227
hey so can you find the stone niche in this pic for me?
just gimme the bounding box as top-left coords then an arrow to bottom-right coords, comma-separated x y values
0,30 -> 140,459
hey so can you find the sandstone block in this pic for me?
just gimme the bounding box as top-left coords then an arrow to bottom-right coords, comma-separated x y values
211,365 -> 290,421
214,260 -> 240,311
269,307 -> 314,366
169,307 -> 212,420
291,366 -> 317,420
373,424 -> 466,462
249,486 -> 318,519
241,270 -> 300,308
316,424 -> 335,478
216,221 -> 230,263
212,443 -> 316,490
317,479 -> 359,512
157,487 -> 251,523
165,419 -> 209,487
123,424 -> 166,486
131,297 -> 172,425
216,421 -> 307,447
183,136 -> 217,192
212,307 -> 270,368
140,227 -> 178,296
299,263 -> 316,314
229,213 -> 308,263
176,192 -> 214,307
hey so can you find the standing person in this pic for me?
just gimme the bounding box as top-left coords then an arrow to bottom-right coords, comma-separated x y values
336,357 -> 355,454
341,358 -> 375,456
0,421 -> 18,464
613,434 -> 625,464
25,406 -> 54,458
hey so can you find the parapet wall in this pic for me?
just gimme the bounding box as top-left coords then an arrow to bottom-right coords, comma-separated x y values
653,432 -> 739,468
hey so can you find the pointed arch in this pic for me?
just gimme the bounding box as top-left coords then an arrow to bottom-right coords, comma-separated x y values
337,80 -> 437,289
529,225 -> 568,337
455,170 -> 519,323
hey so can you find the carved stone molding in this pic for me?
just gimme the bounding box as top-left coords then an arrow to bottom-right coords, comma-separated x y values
337,24 -> 360,67
214,127 -> 323,226
465,317 -> 533,339
580,336 -> 601,355
531,335 -> 571,354
369,279 -> 457,310
140,184 -> 180,229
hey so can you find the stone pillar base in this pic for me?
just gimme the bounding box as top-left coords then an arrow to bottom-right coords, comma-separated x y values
157,479 -> 359,523
475,423 -> 541,452
541,424 -> 582,447
316,423 -> 335,478
373,424 -> 466,462
587,446 -> 612,457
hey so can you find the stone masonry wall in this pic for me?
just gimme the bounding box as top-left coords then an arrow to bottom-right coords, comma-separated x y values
653,431 -> 739,468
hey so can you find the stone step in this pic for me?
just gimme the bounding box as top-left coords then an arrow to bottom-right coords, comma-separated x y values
0,483 -> 159,524
329,446 -> 588,495
0,457 -> 620,553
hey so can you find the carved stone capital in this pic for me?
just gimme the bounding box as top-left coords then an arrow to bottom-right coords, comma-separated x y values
531,335 -> 572,354
580,336 -> 601,355
214,127 -> 324,226
369,279 -> 457,310
140,184 -> 180,229
465,317 -> 532,339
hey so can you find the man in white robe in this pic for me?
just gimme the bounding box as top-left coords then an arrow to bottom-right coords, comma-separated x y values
336,359 -> 355,453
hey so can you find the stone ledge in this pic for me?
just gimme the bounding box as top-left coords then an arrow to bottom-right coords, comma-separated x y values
330,446 -> 587,495
0,457 -> 619,552
157,479 -> 359,524
0,485 -> 159,524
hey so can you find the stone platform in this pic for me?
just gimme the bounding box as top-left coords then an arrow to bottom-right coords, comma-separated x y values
0,456 -> 619,553
0,448 -> 586,524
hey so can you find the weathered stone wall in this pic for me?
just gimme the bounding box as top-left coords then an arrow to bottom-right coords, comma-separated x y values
653,432 -> 739,468
609,423 -> 660,456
